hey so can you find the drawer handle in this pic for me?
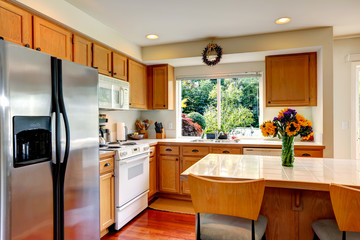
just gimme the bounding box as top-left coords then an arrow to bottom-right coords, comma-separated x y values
36,47 -> 41,51
24,44 -> 30,48
223,150 -> 230,153
104,163 -> 111,167
150,150 -> 154,153
302,153 -> 311,157
192,149 -> 199,153
165,148 -> 172,152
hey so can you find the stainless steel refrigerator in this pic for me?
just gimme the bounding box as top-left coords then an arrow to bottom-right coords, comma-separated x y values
0,40 -> 100,240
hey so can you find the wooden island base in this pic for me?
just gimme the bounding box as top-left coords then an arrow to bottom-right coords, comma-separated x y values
260,188 -> 334,240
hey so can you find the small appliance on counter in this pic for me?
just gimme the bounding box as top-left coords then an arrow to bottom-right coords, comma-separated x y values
117,122 -> 128,142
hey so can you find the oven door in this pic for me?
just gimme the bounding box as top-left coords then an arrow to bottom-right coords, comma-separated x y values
115,153 -> 149,207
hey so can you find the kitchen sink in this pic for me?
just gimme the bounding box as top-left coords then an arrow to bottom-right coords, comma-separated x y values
190,139 -> 239,143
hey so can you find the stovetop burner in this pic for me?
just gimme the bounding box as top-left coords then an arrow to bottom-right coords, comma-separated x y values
122,142 -> 137,146
107,146 -> 121,149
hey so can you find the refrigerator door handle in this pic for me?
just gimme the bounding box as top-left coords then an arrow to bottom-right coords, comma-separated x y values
51,56 -> 61,240
56,59 -> 70,240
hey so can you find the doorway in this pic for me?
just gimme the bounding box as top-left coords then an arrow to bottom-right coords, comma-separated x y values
352,63 -> 360,159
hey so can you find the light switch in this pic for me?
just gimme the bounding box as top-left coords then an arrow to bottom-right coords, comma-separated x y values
342,121 -> 349,130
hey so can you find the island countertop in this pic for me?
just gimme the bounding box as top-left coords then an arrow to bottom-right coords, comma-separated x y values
180,154 -> 360,191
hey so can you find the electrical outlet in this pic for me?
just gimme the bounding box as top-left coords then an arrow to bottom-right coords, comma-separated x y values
342,121 -> 349,130
168,122 -> 173,129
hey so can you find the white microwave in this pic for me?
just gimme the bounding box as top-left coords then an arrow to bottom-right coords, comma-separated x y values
98,74 -> 129,110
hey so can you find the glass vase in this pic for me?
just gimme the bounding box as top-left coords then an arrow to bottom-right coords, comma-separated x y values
281,135 -> 295,167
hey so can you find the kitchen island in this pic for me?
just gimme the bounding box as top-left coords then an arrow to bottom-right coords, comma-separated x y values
181,154 -> 359,240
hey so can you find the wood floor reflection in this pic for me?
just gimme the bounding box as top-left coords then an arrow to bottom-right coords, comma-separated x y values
101,209 -> 195,240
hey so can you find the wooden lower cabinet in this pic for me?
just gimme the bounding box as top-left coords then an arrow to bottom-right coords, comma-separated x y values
99,154 -> 115,237
159,155 -> 179,193
148,157 -> 157,199
181,157 -> 202,195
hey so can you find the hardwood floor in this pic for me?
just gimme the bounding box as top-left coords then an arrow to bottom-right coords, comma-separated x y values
101,209 -> 195,240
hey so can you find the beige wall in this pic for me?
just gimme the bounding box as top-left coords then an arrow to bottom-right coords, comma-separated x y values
333,37 -> 360,158
143,27 -> 334,157
13,0 -> 142,60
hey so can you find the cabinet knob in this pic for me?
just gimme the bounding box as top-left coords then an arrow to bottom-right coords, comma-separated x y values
129,103 -> 132,106
176,158 -> 178,161
163,105 -> 165,107
268,101 -> 271,104
0,36 -> 3,40
24,44 -> 30,48
114,72 -> 117,75
109,71 -> 112,74
192,149 -> 199,153
104,163 -> 111,167
36,47 -> 41,51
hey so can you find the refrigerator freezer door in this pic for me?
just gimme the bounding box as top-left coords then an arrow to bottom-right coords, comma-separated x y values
60,60 -> 100,240
1,41 -> 54,239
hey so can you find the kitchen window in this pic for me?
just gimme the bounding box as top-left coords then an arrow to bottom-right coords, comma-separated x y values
179,73 -> 262,137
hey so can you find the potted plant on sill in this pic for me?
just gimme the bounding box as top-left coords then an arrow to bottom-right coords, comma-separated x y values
218,125 -> 230,139
260,108 -> 313,167
205,129 -> 216,139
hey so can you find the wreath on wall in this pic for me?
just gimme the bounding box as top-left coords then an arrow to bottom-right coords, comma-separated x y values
202,42 -> 223,66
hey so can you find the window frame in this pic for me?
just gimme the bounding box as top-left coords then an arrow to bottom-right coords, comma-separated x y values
176,73 -> 264,138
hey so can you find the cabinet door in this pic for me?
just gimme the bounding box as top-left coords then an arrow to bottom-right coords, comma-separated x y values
93,43 -> 112,76
33,16 -> 72,60
100,172 -> 115,232
73,35 -> 92,67
112,52 -> 127,81
181,157 -> 201,195
152,65 -> 168,109
128,59 -> 147,109
266,52 -> 317,107
0,1 -> 32,47
159,155 -> 179,193
149,156 -> 157,198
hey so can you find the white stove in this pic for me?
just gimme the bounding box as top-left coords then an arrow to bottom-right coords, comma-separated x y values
101,141 -> 150,230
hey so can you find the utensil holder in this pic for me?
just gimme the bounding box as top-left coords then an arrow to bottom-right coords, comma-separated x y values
139,130 -> 148,139
156,129 -> 165,139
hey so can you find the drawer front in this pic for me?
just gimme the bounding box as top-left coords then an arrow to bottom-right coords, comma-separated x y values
150,146 -> 156,157
159,145 -> 179,155
100,157 -> 114,174
212,147 -> 241,154
295,149 -> 323,158
182,146 -> 209,156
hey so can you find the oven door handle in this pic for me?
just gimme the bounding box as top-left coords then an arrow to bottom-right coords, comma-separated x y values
118,152 -> 150,165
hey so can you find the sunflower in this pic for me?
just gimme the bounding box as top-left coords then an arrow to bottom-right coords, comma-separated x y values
286,122 -> 300,136
302,132 -> 314,141
260,121 -> 277,137
296,114 -> 306,125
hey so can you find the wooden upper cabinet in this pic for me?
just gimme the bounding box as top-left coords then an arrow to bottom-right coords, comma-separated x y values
151,64 -> 175,110
33,16 -> 72,60
73,35 -> 92,67
0,1 -> 32,47
112,52 -> 127,81
128,59 -> 147,109
93,43 -> 112,76
265,52 -> 317,107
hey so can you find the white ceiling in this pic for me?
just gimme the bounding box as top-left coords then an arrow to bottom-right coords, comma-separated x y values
66,0 -> 360,47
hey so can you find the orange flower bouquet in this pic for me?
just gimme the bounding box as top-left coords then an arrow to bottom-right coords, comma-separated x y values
260,108 -> 313,167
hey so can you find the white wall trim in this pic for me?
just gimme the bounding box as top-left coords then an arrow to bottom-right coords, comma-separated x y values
346,54 -> 360,62
351,62 -> 360,159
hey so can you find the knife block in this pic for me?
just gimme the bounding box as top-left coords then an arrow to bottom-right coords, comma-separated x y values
156,129 -> 165,139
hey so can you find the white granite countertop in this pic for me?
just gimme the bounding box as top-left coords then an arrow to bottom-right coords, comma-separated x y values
131,138 -> 324,147
180,154 -> 359,191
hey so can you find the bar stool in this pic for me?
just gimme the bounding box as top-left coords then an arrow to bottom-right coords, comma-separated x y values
312,184 -> 360,240
188,174 -> 267,240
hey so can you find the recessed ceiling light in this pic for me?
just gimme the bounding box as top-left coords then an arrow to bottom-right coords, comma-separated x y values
275,17 -> 291,24
146,34 -> 159,40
